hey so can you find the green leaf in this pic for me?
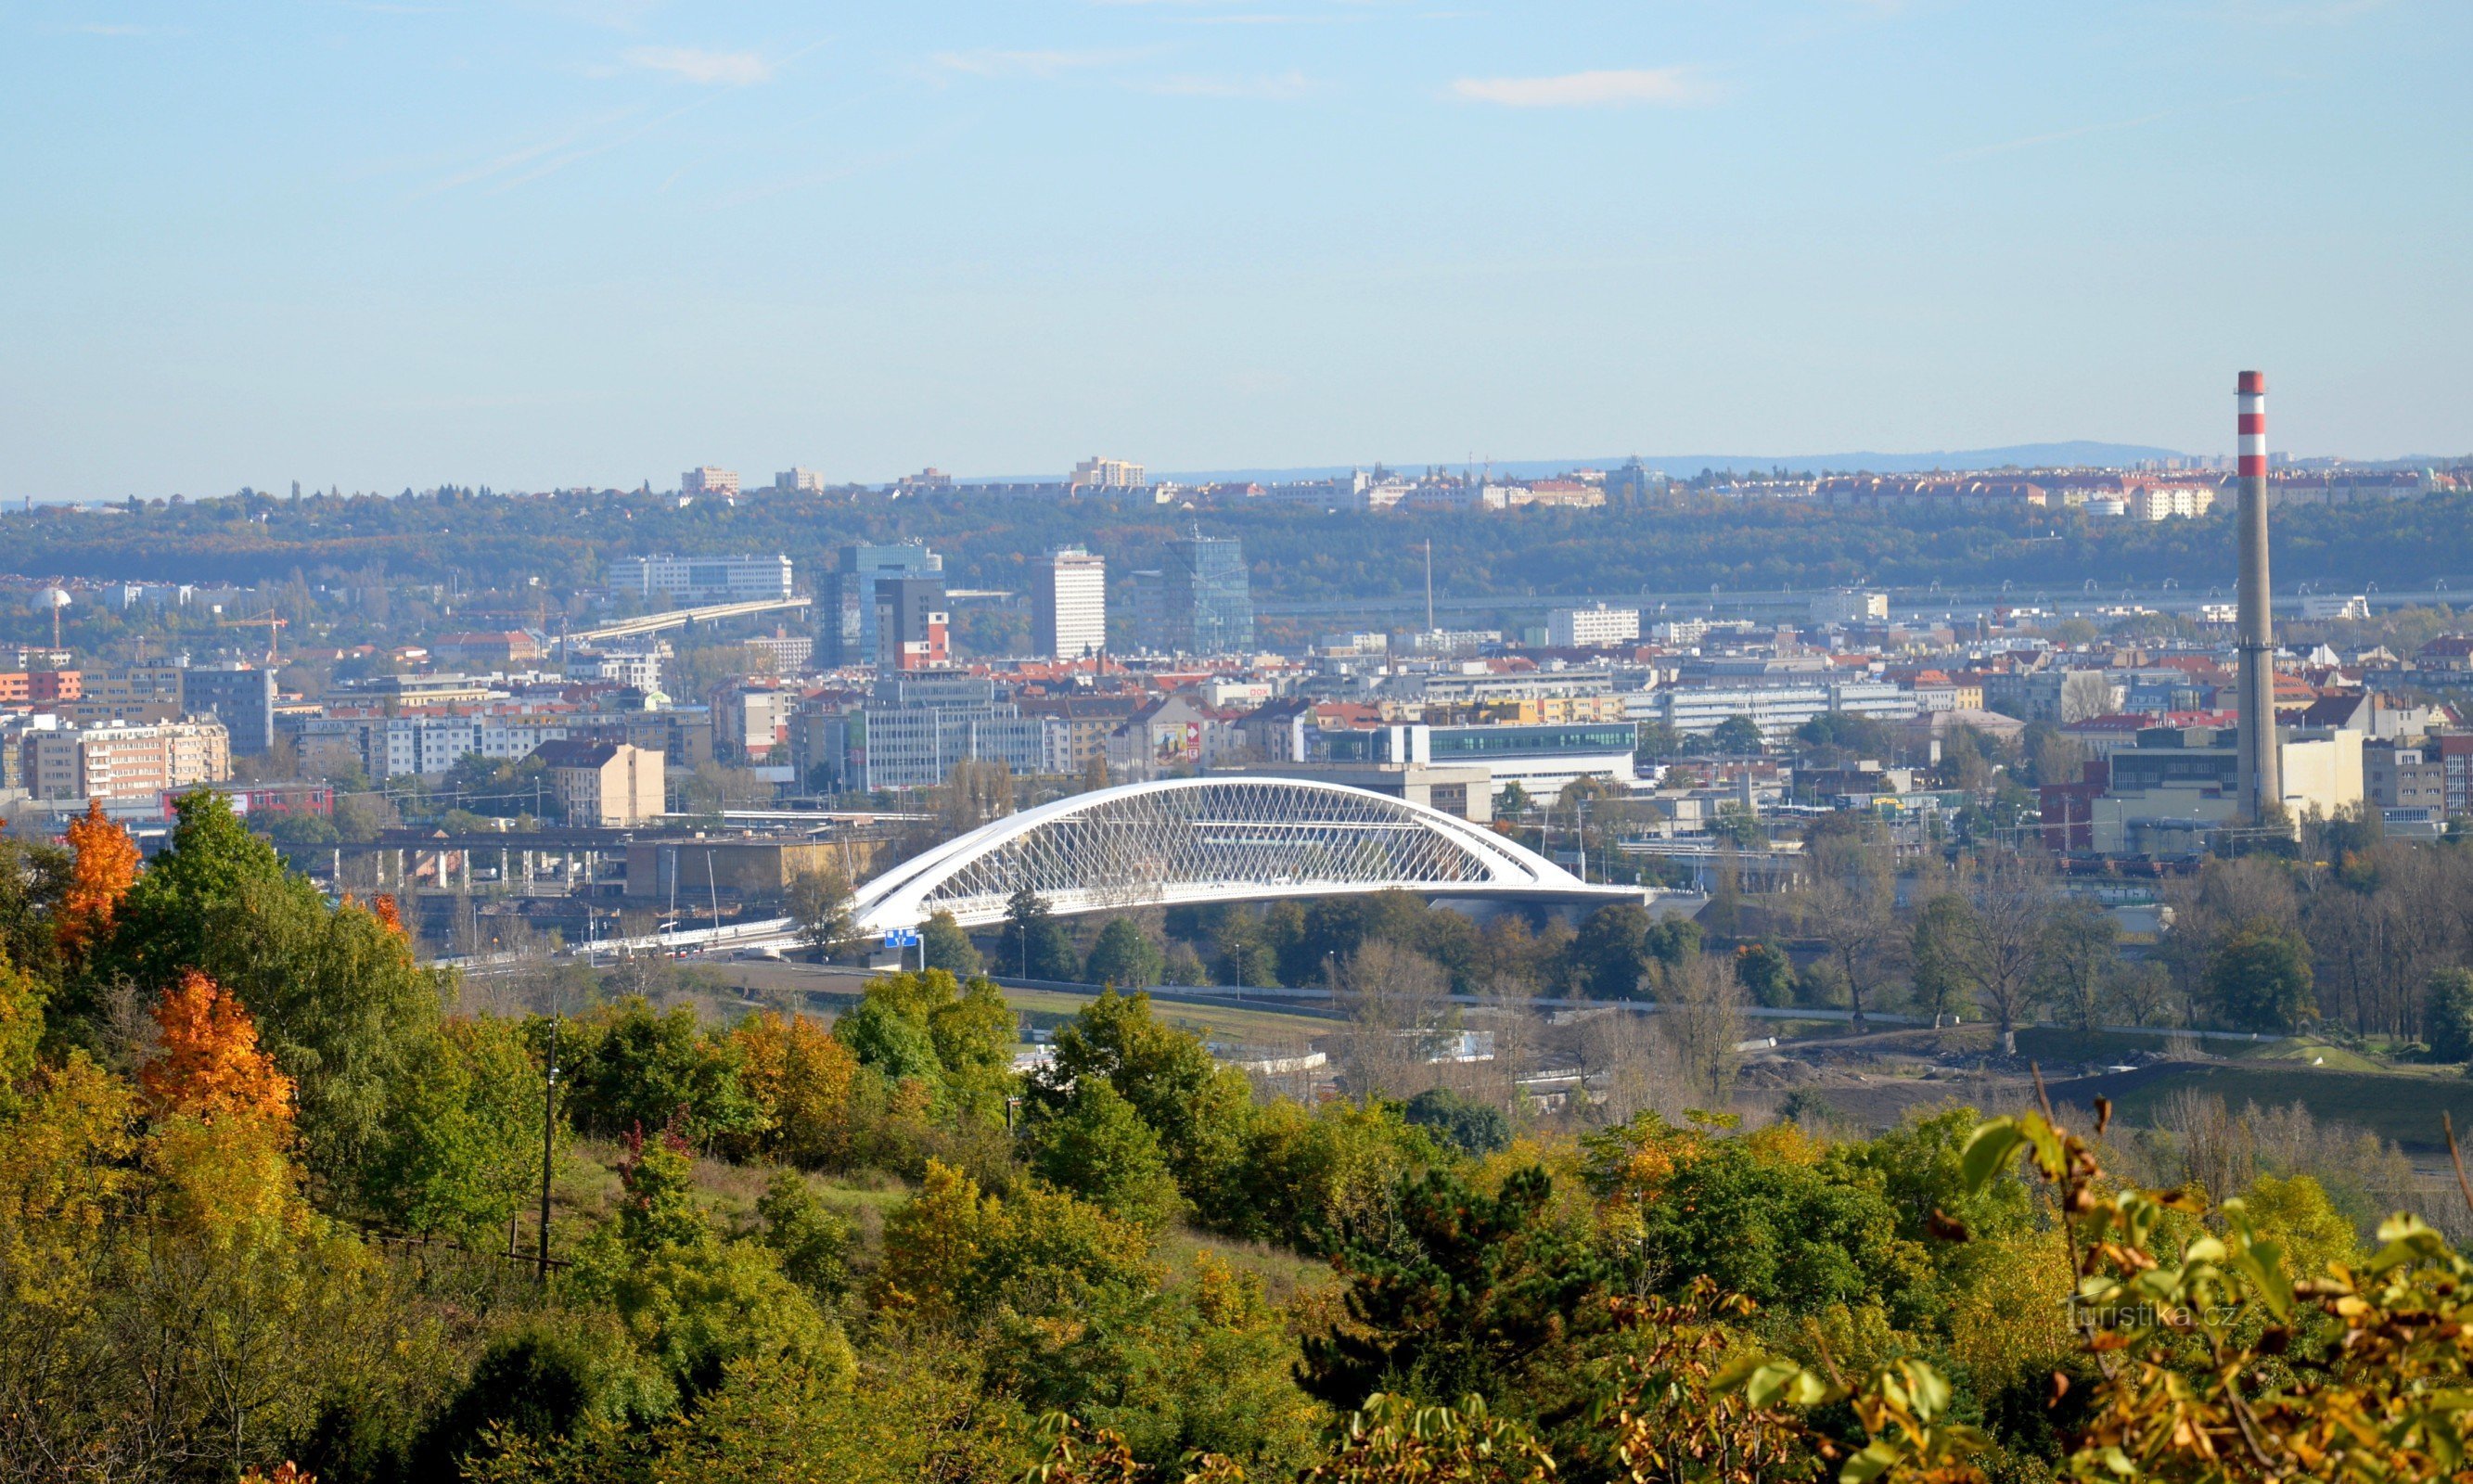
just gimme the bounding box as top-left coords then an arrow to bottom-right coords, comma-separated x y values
1839,1440 -> 1899,1484
1960,1119 -> 2027,1195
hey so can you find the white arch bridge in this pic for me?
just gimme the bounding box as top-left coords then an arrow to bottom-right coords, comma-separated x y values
848,775 -> 1638,935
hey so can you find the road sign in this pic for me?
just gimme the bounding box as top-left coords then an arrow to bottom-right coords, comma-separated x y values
881,928 -> 920,948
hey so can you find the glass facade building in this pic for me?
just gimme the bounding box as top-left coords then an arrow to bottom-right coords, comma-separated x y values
1153,535 -> 1253,656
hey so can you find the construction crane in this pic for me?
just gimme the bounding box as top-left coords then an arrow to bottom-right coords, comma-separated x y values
216,611 -> 288,664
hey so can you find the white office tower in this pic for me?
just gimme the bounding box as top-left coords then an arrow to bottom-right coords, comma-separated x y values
1033,547 -> 1108,660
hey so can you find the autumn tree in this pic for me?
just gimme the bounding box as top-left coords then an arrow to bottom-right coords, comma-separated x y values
56,797 -> 140,966
142,970 -> 294,1125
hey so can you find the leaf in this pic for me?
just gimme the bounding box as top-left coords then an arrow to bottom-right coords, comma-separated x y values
1839,1440 -> 1898,1484
1960,1119 -> 2027,1195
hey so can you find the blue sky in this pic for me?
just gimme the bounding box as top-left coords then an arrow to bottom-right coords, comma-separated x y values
2,0 -> 2464,498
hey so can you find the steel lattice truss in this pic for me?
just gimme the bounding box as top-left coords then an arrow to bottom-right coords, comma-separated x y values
850,776 -> 1612,932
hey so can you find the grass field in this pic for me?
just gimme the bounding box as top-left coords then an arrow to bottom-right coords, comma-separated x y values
2095,1063 -> 2473,1151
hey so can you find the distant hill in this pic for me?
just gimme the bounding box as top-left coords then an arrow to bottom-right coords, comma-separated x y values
1148,441 -> 2194,484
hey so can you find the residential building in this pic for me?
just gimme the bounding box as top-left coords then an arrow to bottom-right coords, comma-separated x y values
774,467 -> 826,494
433,632 -> 543,672
1032,547 -> 1108,660
181,663 -> 277,755
605,553 -> 795,606
26,719 -> 231,803
831,543 -> 943,664
567,645 -> 664,697
1148,534 -> 1253,656
1811,590 -> 1891,624
744,633 -> 814,674
293,715 -> 574,780
1546,604 -> 1641,649
681,467 -> 739,498
2300,594 -> 2372,621
2364,738 -> 2448,822
533,740 -> 667,826
1070,455 -> 1146,490
712,684 -> 794,761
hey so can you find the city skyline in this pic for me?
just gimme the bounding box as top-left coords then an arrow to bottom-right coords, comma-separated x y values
5,1 -> 2465,499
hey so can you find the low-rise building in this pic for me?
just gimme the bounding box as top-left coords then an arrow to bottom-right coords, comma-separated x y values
534,739 -> 667,826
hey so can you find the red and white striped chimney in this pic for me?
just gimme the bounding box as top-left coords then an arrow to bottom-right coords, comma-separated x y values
2234,369 -> 2280,823
2236,370 -> 2267,479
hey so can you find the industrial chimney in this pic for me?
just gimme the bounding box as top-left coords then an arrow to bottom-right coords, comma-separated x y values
2235,370 -> 2282,822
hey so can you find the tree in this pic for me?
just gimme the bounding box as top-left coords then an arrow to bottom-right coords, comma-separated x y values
785,865 -> 854,959
2205,918 -> 2316,1032
364,1016 -> 546,1242
1659,951 -> 1746,1103
1299,1165 -> 1610,1411
1909,894 -> 1974,1028
1733,940 -> 1794,1007
1023,1077 -> 1183,1233
918,910 -> 983,978
1797,824 -> 1901,1032
1954,851 -> 2057,1055
2427,967 -> 2473,1061
999,887 -> 1080,982
1710,714 -> 1764,754
1493,781 -> 1531,818
564,998 -> 762,1146
1402,1087 -> 1512,1156
1083,917 -> 1164,989
1568,901 -> 1653,1000
2038,896 -> 2121,1032
142,969 -> 296,1123
56,798 -> 139,967
1032,989 -> 1255,1222
1634,721 -> 1687,761
731,1012 -> 861,1168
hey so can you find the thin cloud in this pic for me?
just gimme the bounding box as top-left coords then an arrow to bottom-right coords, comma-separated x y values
1449,68 -> 1720,109
929,47 -> 1153,78
65,21 -> 184,36
1135,69 -> 1313,99
624,45 -> 775,85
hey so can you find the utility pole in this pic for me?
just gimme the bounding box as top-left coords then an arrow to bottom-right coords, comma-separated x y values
536,1009 -> 558,1286
1424,540 -> 1435,632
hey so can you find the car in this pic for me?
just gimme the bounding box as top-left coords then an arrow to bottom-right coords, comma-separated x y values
731,944 -> 786,961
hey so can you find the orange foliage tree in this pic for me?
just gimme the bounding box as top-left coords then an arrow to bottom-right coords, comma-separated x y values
141,969 -> 294,1125
56,796 -> 141,964
369,893 -> 405,939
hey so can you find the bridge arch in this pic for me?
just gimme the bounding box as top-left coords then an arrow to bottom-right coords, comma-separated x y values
849,775 -> 1630,934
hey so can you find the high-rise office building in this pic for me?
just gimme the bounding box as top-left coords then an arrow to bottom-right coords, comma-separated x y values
1031,547 -> 1108,660
180,663 -> 276,755
773,467 -> 826,494
831,543 -> 943,664
1149,534 -> 1253,656
875,576 -> 950,671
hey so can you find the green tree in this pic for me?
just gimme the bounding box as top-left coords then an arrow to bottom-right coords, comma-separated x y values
364,1015 -> 547,1242
1569,901 -> 1653,1000
831,970 -> 1016,1126
1493,780 -> 1531,817
1733,940 -> 1795,1008
1909,894 -> 1974,1027
2428,967 -> 2473,1061
1401,1086 -> 1511,1156
1032,989 -> 1255,1223
1024,1077 -> 1183,1233
918,910 -> 983,978
2205,919 -> 2316,1032
1299,1165 -> 1610,1411
999,886 -> 1080,981
564,999 -> 763,1146
1710,714 -> 1764,754
1084,917 -> 1165,989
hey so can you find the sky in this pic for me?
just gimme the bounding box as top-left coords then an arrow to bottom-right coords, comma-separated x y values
2,0 -> 2466,499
